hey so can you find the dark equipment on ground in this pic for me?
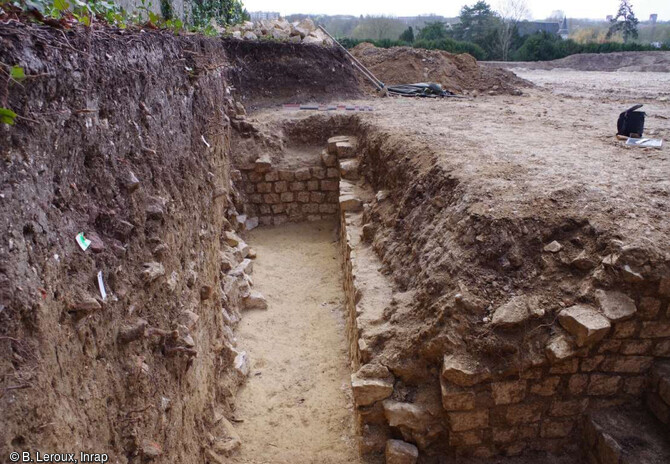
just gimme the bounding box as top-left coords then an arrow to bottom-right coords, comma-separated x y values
617,104 -> 646,137
385,83 -> 455,97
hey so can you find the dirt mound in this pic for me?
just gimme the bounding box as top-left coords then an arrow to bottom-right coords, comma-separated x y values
487,51 -> 670,72
351,43 -> 529,95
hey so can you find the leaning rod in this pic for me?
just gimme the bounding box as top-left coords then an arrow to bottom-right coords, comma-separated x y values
318,25 -> 385,91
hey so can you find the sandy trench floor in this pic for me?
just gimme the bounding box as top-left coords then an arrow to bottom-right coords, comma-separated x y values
231,220 -> 360,464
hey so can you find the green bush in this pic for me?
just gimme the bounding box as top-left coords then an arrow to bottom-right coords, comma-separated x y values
513,31 -> 669,61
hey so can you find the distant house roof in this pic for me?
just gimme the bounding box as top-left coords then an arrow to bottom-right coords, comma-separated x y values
517,21 -> 560,37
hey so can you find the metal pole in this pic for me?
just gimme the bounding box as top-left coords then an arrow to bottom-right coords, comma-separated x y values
319,25 -> 385,91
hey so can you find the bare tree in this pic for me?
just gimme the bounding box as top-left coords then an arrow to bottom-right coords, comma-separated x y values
351,16 -> 405,41
496,0 -> 531,61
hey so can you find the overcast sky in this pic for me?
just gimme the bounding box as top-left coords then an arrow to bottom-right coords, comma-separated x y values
243,0 -> 669,21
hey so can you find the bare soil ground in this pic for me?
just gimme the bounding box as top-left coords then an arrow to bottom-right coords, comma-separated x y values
231,221 -> 360,464
485,51 -> 670,73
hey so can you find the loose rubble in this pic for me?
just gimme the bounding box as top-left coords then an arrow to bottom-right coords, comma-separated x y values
226,18 -> 334,46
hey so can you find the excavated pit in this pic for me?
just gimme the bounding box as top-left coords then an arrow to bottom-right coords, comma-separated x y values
230,113 -> 670,464
2,21 -> 669,464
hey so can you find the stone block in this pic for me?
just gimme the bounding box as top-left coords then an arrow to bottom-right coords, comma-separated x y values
530,377 -> 560,396
289,181 -> 306,192
568,374 -> 589,395
295,168 -> 311,181
263,193 -> 280,204
623,376 -> 647,396
257,182 -> 272,193
442,354 -> 490,387
245,183 -> 256,193
549,358 -> 579,374
254,156 -> 272,172
640,322 -> 670,338
296,191 -> 310,203
558,305 -> 611,347
339,159 -> 360,180
278,170 -> 294,181
447,409 -> 489,432
326,167 -> 340,178
587,374 -> 621,396
541,420 -> 574,438
491,380 -> 527,405
327,135 -> 350,155
492,427 -> 517,443
307,180 -> 320,191
595,289 -> 637,322
658,277 -> 670,296
280,192 -> 294,203
319,204 -> 337,214
302,203 -> 319,214
600,356 -> 653,373
505,403 -> 542,425
612,320 -> 639,339
549,398 -> 587,417
619,340 -> 653,355
321,149 -> 338,167
249,194 -> 263,204
638,297 -> 661,319
382,400 -> 431,431
311,167 -> 326,179
340,195 -> 363,212
248,171 -> 263,182
310,192 -> 326,203
518,424 -> 539,439
243,291 -> 268,310
492,295 -> 544,328
336,141 -> 355,158
653,340 -> 670,356
385,440 -> 418,464
321,180 -> 339,191
546,333 -> 577,362
351,374 -> 393,406
264,171 -> 278,182
259,216 -> 272,226
581,356 -> 605,372
271,204 -> 285,214
274,181 -> 288,193
597,340 -> 621,354
259,204 -> 271,215
449,430 -> 483,447
441,381 -> 475,411
273,215 -> 288,226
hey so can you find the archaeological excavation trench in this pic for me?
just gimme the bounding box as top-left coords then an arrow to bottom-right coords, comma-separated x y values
2,22 -> 670,464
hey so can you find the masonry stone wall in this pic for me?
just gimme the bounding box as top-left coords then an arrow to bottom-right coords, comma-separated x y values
234,159 -> 340,226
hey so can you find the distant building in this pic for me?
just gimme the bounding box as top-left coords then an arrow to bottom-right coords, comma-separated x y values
517,21 -> 560,37
249,11 -> 280,21
557,17 -> 569,39
649,14 -> 658,24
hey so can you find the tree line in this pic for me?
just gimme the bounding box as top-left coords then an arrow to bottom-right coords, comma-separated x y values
308,1 -> 669,61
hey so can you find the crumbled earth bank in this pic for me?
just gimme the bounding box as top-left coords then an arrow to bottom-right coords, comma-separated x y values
0,23 -> 359,464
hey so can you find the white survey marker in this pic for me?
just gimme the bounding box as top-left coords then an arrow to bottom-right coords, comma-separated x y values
97,270 -> 107,301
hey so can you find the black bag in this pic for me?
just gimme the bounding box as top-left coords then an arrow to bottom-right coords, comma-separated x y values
617,104 -> 645,137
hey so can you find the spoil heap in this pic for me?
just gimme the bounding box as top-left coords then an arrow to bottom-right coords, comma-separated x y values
351,42 -> 529,95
